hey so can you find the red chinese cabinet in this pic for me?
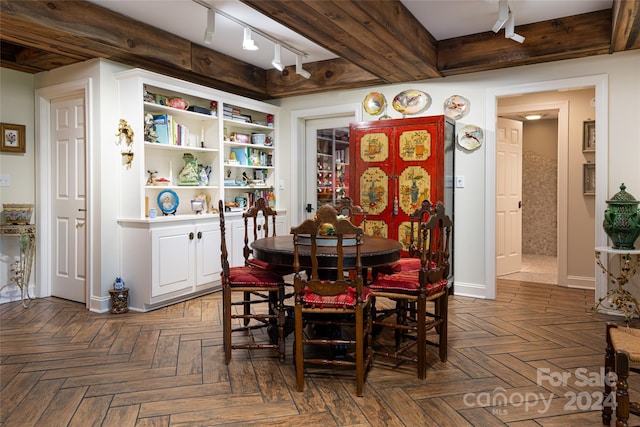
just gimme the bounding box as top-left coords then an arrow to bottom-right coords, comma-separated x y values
349,115 -> 455,253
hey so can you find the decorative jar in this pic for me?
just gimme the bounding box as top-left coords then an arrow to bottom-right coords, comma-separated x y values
2,203 -> 33,225
603,183 -> 640,249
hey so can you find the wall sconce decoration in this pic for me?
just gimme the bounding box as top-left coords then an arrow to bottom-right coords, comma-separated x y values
115,118 -> 135,169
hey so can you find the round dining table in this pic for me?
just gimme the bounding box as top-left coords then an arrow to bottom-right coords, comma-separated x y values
251,235 -> 402,271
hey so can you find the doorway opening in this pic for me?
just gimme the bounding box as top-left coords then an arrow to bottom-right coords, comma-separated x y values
484,75 -> 607,300
497,109 -> 560,285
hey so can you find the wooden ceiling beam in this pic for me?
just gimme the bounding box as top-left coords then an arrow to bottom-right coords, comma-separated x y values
266,58 -> 385,98
0,0 -> 270,98
438,10 -> 612,76
611,0 -> 640,51
241,0 -> 440,83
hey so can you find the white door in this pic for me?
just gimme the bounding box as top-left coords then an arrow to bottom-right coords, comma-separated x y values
496,117 -> 523,275
304,116 -> 353,219
50,95 -> 87,302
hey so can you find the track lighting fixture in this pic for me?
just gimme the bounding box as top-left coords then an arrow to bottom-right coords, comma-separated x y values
272,43 -> 284,71
296,54 -> 311,79
242,27 -> 259,51
192,0 -> 308,71
204,8 -> 215,45
492,0 -> 525,44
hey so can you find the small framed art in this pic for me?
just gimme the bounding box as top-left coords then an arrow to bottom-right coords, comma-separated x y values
583,163 -> 596,196
583,120 -> 595,152
1,123 -> 26,153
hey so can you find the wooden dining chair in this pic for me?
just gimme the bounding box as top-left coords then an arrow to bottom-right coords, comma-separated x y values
333,196 -> 365,220
368,200 -> 452,379
603,322 -> 640,426
218,199 -> 288,364
291,205 -> 373,396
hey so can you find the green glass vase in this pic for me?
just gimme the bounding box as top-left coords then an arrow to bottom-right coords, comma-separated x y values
603,183 -> 640,249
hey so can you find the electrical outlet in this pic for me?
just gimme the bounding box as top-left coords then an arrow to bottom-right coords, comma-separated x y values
0,174 -> 9,187
278,179 -> 285,190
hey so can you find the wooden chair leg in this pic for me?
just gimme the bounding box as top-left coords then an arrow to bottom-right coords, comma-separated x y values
417,296 -> 427,380
294,304 -> 305,392
356,306 -> 364,397
603,323 -> 616,425
616,350 -> 631,427
243,291 -> 251,326
277,287 -> 286,363
438,293 -> 448,363
223,286 -> 232,364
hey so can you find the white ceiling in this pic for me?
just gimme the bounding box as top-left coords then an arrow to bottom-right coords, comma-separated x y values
89,0 -> 612,70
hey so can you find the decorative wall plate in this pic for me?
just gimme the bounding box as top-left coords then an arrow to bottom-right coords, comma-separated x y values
392,90 -> 431,115
457,125 -> 484,151
158,189 -> 179,215
443,95 -> 470,120
363,92 -> 387,115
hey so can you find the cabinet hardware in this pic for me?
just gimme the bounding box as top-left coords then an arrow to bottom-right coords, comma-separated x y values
189,232 -> 194,240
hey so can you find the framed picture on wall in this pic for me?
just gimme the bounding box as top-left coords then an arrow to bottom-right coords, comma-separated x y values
583,120 -> 595,152
583,163 -> 596,195
0,123 -> 26,153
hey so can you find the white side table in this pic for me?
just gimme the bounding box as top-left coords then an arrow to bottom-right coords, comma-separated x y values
0,224 -> 36,308
594,246 -> 640,322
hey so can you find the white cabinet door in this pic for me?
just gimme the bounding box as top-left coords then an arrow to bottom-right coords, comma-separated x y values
229,213 -> 288,267
151,224 -> 195,297
196,221 -> 221,286
230,217 -> 253,267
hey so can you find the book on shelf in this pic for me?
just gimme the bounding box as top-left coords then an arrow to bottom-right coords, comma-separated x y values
230,148 -> 248,165
153,114 -> 171,144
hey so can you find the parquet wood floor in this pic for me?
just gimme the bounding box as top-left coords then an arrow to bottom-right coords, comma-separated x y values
1,279 -> 635,426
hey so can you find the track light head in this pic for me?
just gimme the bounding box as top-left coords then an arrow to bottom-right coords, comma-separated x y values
272,43 -> 284,71
242,27 -> 259,51
492,0 -> 509,32
204,8 -> 215,45
504,8 -> 525,43
295,55 -> 311,79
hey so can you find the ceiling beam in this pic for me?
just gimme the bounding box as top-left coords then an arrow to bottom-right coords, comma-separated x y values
438,10 -> 613,76
611,0 -> 640,51
0,0 -> 271,99
241,0 -> 441,83
0,1 -> 635,101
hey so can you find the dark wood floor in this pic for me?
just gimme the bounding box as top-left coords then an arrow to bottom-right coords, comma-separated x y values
1,279 -> 635,426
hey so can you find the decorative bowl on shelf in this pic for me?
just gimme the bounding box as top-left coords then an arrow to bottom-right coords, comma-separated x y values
2,203 -> 33,225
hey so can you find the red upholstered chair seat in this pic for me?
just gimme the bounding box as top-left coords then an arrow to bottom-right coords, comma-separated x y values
369,271 -> 448,296
301,285 -> 372,308
247,258 -> 295,276
376,257 -> 423,274
226,265 -> 284,287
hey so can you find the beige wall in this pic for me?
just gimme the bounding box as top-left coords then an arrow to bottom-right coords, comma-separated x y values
0,69 -> 36,301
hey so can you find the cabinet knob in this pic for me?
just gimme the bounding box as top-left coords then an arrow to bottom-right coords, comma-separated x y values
189,232 -> 194,240
197,231 -> 202,239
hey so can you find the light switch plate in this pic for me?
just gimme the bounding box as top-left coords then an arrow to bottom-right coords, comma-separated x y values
455,176 -> 465,188
0,174 -> 9,187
